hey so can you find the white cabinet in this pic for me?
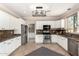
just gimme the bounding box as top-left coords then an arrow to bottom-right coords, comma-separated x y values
0,39 -> 14,55
60,36 -> 68,51
51,35 -> 68,51
35,21 -> 61,29
53,20 -> 61,28
57,35 -> 68,51
0,41 -> 8,56
9,15 -> 16,30
14,36 -> 21,48
35,34 -> 68,51
0,36 -> 21,56
0,10 -> 25,33
14,18 -> 25,34
51,35 -> 58,43
35,35 -> 43,43
0,10 -> 10,30
57,35 -> 62,45
35,22 -> 43,29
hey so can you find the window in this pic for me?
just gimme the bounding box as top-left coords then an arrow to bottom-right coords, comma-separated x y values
67,13 -> 78,32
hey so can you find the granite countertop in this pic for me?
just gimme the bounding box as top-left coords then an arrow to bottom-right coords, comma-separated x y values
0,34 -> 21,42
59,34 -> 79,42
68,37 -> 79,42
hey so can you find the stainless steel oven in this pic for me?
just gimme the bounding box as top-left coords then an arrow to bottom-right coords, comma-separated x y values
43,25 -> 51,34
43,25 -> 50,30
43,34 -> 51,43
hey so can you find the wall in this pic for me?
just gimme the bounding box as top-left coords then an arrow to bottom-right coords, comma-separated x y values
0,10 -> 25,34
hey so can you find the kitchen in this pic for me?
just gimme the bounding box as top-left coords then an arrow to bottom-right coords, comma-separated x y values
0,3 -> 79,56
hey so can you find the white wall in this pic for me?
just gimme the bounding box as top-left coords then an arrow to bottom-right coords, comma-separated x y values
0,10 -> 25,34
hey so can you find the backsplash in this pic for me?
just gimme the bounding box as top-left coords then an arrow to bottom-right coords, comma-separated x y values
0,30 -> 14,39
36,28 -> 66,35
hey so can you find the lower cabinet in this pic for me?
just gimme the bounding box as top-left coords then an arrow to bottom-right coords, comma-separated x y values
51,35 -> 58,43
0,36 -> 21,56
57,36 -> 68,51
35,35 -> 68,51
51,35 -> 68,51
68,38 -> 78,56
35,35 -> 43,43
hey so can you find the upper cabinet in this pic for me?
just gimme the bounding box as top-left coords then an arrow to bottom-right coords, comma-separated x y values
0,10 -> 10,29
0,10 -> 25,34
14,18 -> 26,34
35,21 -> 61,29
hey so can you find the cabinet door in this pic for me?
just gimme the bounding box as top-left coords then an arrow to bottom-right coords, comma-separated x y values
51,35 -> 56,43
36,22 -> 43,29
0,42 -> 8,56
51,35 -> 58,43
9,38 -> 17,53
0,36 -> 21,56
57,36 -> 68,51
57,35 -> 61,45
35,35 -> 43,43
0,10 -> 10,30
9,16 -> 15,30
15,36 -> 21,47
61,37 -> 68,51
0,39 -> 13,56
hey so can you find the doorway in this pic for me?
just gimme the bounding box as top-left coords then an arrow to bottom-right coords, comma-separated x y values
28,24 -> 35,43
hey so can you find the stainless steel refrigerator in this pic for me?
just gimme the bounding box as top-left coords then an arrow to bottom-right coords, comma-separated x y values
21,24 -> 28,45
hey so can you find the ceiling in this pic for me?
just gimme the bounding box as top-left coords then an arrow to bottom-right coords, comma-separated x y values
2,3 -> 77,18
